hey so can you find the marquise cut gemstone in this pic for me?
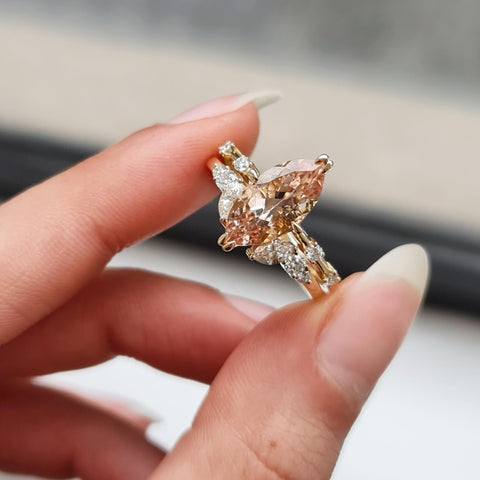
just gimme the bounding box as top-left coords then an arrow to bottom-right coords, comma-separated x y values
224,158 -> 327,246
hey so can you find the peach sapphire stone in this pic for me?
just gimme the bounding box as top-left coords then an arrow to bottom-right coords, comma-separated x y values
224,158 -> 327,246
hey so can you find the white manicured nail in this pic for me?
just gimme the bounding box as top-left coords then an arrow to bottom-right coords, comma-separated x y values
168,90 -> 282,124
362,243 -> 430,298
230,90 -> 283,111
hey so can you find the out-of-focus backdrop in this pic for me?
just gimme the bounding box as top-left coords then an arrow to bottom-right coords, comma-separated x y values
0,2 -> 479,479
1,0 -> 480,229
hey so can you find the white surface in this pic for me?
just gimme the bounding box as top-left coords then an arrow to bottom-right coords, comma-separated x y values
2,239 -> 478,479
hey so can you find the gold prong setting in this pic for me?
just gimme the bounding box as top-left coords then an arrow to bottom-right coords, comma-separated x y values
217,232 -> 236,252
218,141 -> 259,182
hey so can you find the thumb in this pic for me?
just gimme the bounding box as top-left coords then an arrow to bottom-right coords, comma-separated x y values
152,244 -> 429,480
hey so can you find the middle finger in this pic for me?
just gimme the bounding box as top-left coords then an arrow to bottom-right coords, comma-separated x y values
0,268 -> 271,383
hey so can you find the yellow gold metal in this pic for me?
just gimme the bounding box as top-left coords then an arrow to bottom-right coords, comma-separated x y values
283,223 -> 339,298
218,141 -> 259,183
316,154 -> 333,173
217,233 -> 236,252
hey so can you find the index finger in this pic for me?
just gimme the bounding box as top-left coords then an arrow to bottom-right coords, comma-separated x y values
0,93 -> 265,344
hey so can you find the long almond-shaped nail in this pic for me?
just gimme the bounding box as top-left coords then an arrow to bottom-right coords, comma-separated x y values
168,90 -> 282,124
317,244 -> 430,400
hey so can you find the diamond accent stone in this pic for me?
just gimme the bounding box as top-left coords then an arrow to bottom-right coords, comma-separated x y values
320,273 -> 341,292
218,194 -> 234,219
249,242 -> 277,265
281,254 -> 311,284
274,240 -> 295,263
233,155 -> 250,172
304,243 -> 324,262
218,141 -> 234,156
224,181 -> 244,198
320,275 -> 340,293
212,164 -> 236,188
212,164 -> 244,198
224,157 -> 328,246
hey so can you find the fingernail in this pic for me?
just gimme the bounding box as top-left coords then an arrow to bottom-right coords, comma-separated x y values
225,294 -> 274,323
168,90 -> 282,124
129,403 -> 163,424
317,244 -> 430,400
361,243 -> 430,298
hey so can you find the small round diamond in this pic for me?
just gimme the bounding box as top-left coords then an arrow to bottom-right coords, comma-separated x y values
304,244 -> 324,262
213,164 -> 243,193
281,255 -> 311,284
233,155 -> 250,172
295,269 -> 311,284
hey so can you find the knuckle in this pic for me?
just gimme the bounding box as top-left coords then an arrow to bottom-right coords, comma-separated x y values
73,208 -> 124,258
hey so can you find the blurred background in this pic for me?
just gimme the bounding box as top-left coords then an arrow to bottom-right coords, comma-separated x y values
0,1 -> 479,479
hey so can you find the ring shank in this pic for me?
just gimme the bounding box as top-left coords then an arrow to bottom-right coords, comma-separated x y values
282,223 -> 340,299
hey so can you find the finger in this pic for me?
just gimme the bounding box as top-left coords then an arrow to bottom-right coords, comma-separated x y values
0,268 -> 272,383
151,245 -> 429,480
0,381 -> 163,480
0,92 -> 268,345
68,391 -> 158,431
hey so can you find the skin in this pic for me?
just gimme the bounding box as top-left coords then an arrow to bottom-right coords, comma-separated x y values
0,99 -> 423,479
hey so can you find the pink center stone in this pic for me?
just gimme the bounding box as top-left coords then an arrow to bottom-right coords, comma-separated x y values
224,158 -> 327,246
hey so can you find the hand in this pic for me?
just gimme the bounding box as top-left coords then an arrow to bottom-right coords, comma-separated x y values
0,92 -> 429,480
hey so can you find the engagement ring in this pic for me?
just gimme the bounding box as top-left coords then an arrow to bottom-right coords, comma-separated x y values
209,141 -> 340,298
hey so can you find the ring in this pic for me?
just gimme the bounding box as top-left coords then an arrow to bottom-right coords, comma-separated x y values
209,141 -> 340,298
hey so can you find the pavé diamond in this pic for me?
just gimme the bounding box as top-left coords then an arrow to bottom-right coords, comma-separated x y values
281,255 -> 311,284
213,164 -> 244,198
274,240 -> 295,263
304,243 -> 324,262
213,164 -> 237,189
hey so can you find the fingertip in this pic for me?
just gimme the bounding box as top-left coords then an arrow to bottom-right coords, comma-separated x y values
316,257 -> 425,402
